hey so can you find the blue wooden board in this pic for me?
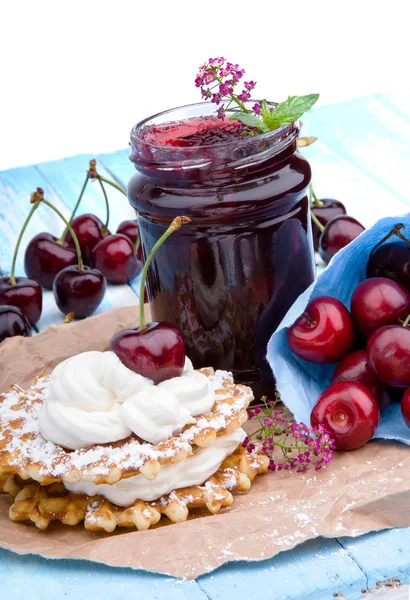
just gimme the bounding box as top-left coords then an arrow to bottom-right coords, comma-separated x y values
1,92 -> 410,599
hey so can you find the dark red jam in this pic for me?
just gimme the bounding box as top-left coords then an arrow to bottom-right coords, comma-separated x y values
128,106 -> 314,393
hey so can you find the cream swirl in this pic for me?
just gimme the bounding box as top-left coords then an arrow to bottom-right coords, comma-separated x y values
64,428 -> 246,505
38,351 -> 215,450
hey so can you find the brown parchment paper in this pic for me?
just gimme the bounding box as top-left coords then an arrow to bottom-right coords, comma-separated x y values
1,306 -> 410,579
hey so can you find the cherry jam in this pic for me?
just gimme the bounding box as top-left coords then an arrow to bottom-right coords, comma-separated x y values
128,103 -> 314,391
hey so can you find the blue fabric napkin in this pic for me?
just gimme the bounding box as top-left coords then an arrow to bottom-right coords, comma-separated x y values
267,214 -> 410,445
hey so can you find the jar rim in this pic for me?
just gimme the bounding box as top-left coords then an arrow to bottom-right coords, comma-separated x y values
130,100 -> 298,151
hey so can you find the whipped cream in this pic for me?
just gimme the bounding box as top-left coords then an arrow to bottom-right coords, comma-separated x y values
38,351 -> 215,450
65,428 -> 246,505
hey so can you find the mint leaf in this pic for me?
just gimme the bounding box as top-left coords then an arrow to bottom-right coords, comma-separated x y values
263,94 -> 319,130
229,112 -> 269,133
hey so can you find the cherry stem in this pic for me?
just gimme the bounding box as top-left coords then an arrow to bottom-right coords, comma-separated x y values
59,175 -> 89,243
310,209 -> 324,233
134,235 -> 141,252
310,183 -> 324,208
9,193 -> 42,286
369,223 -> 409,265
40,198 -> 85,271
139,216 -> 191,329
403,314 -> 410,328
97,178 -> 110,233
97,175 -> 127,197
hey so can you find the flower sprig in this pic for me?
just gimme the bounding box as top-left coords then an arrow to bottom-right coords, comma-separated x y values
243,395 -> 335,473
195,57 -> 319,134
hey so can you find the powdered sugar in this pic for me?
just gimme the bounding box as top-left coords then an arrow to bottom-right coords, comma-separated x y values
0,369 -> 250,484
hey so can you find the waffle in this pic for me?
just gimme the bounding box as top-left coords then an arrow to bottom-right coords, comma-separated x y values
3,447 -> 269,531
0,368 -> 252,486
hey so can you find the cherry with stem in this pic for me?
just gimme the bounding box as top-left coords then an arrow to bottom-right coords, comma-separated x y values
0,190 -> 43,326
34,193 -> 107,319
110,216 -> 191,383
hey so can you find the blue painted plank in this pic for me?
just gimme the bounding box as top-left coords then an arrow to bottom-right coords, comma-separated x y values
0,166 -> 72,276
303,96 -> 410,209
298,138 -> 410,229
0,549 -> 206,600
36,153 -> 136,232
198,538 -> 366,600
339,529 -> 410,589
98,148 -> 135,190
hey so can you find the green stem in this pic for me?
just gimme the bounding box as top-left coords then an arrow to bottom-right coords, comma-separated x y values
40,198 -> 84,271
310,209 -> 325,233
212,71 -> 249,113
403,314 -> 410,328
134,235 -> 141,252
97,178 -> 110,232
310,183 -> 323,207
97,175 -> 127,196
59,175 -> 89,243
139,216 -> 191,328
9,201 -> 41,285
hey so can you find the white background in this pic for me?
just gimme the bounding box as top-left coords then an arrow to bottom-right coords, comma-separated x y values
0,0 -> 409,171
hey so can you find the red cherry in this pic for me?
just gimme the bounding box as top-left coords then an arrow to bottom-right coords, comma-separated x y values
110,216 -> 191,382
65,213 -> 107,266
53,265 -> 107,318
110,322 -> 185,384
24,232 -> 77,289
311,381 -> 379,450
311,199 -> 346,251
91,234 -> 142,284
319,216 -> 365,264
401,388 -> 410,428
350,277 -> 410,337
331,350 -> 390,412
117,219 -> 142,261
0,277 -> 42,326
287,296 -> 355,363
0,305 -> 32,343
367,325 -> 410,387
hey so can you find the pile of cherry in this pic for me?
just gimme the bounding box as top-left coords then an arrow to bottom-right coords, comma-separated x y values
287,224 -> 410,450
0,160 -> 143,342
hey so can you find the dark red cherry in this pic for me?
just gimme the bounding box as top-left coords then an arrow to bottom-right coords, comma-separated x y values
0,277 -> 42,326
287,296 -> 355,364
110,322 -> 185,384
401,388 -> 410,428
319,216 -> 365,264
91,234 -> 142,284
311,199 -> 346,251
367,240 -> 410,291
116,220 -> 142,261
311,381 -> 379,450
367,325 -> 410,387
331,350 -> 390,412
0,305 -> 32,343
350,277 -> 410,337
53,265 -> 107,319
65,213 -> 107,266
24,232 -> 77,289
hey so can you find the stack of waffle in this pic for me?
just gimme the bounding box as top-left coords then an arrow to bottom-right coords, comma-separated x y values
0,367 -> 268,533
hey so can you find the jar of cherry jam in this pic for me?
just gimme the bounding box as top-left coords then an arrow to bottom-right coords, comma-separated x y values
128,102 -> 315,392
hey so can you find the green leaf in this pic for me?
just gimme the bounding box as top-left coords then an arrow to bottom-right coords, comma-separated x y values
263,94 -> 319,130
229,112 -> 269,133
260,99 -> 271,121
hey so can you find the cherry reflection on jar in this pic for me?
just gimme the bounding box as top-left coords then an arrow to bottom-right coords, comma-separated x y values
128,101 -> 315,391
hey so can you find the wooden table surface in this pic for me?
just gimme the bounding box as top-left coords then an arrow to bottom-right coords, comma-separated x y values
1,92 -> 410,599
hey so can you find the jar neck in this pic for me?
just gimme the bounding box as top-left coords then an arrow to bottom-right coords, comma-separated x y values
129,104 -> 300,189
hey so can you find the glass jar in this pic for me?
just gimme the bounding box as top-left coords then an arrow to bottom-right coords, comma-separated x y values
128,102 -> 315,392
